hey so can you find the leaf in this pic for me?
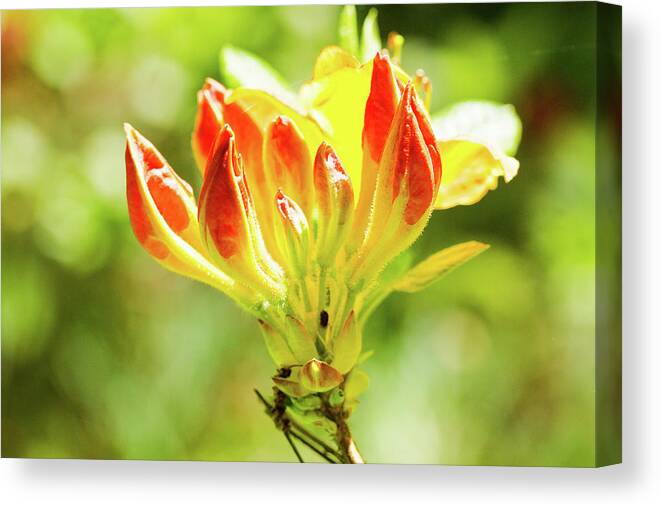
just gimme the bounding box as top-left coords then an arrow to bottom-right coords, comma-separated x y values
392,241 -> 490,293
360,8 -> 381,63
338,5 -> 359,57
434,139 -> 519,209
432,101 -> 522,156
218,45 -> 294,103
312,45 -> 360,80
344,368 -> 369,402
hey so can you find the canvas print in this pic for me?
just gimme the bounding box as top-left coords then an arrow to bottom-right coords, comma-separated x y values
1,2 -> 621,466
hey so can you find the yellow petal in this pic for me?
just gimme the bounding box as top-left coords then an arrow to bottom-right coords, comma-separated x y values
299,62 -> 373,194
435,139 -> 520,210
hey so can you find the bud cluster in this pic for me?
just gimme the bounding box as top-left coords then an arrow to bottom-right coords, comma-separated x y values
124,52 -> 441,409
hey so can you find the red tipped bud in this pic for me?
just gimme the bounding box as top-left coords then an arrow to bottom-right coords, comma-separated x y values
199,126 -> 281,294
383,83 -> 440,226
264,116 -> 312,215
125,123 -> 198,261
123,123 -> 250,298
192,78 -> 226,173
363,52 -> 401,164
349,52 -> 401,255
313,142 -> 354,266
274,190 -> 311,276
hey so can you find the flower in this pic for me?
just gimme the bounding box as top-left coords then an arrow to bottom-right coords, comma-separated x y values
124,38 -> 519,405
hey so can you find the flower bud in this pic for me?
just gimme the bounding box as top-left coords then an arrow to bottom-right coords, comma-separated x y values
274,190 -> 311,277
350,83 -> 442,283
300,358 -> 344,393
313,142 -> 354,267
192,79 -> 279,260
124,123 -> 245,296
264,116 -> 313,216
192,78 -> 226,173
349,52 -> 400,255
198,125 -> 283,295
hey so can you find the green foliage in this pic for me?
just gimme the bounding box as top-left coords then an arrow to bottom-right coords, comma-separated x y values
392,241 -> 490,293
219,44 -> 291,97
338,5 -> 359,57
360,8 -> 381,62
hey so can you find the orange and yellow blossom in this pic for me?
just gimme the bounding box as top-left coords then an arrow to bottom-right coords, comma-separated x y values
124,48 -> 518,400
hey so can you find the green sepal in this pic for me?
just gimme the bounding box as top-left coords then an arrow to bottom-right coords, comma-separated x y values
300,358 -> 343,393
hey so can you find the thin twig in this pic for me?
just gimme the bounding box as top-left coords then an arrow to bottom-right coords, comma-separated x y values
285,409 -> 343,458
288,430 -> 339,464
255,389 -> 343,463
283,431 -> 304,463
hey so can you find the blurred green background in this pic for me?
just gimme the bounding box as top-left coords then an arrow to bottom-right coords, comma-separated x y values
2,3 -> 617,465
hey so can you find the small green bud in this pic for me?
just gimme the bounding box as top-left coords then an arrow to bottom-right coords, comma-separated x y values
290,394 -> 322,412
329,388 -> 345,407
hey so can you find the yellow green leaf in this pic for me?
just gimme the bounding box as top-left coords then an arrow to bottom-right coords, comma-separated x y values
392,241 -> 490,293
435,139 -> 519,209
219,45 -> 299,108
360,8 -> 381,63
338,5 -> 359,57
313,45 -> 360,79
344,368 -> 369,402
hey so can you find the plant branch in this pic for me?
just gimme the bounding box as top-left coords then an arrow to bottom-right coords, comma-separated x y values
254,389 -> 342,464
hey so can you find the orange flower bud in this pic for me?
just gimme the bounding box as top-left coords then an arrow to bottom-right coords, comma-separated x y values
377,82 -> 440,226
124,123 -> 248,299
192,80 -> 277,257
313,142 -> 354,267
274,189 -> 310,277
350,83 -> 442,283
363,52 -> 400,164
192,78 -> 226,173
349,52 -> 401,254
198,125 -> 282,295
264,116 -> 313,216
